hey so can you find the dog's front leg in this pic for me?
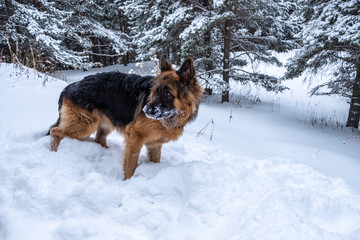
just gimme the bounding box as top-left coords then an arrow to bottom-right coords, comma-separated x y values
123,139 -> 143,180
145,143 -> 162,163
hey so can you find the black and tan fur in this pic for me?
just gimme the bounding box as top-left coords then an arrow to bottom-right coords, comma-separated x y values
49,56 -> 202,179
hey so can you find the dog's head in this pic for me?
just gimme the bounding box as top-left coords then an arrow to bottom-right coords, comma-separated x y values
143,56 -> 202,127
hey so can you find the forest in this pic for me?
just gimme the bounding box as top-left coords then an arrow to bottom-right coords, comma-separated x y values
0,0 -> 359,128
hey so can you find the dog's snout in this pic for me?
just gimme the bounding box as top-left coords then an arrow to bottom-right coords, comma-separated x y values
143,104 -> 155,115
143,103 -> 178,120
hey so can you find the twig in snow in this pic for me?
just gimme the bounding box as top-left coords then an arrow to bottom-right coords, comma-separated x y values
196,119 -> 214,141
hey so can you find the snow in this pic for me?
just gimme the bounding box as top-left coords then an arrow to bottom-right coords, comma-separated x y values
143,105 -> 179,120
1,60 -> 360,240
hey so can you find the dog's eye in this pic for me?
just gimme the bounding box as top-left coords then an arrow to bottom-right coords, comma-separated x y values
164,89 -> 173,98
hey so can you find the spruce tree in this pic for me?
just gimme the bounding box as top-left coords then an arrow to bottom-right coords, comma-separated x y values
180,0 -> 298,102
286,0 -> 360,128
1,0 -> 130,71
118,0 -> 182,61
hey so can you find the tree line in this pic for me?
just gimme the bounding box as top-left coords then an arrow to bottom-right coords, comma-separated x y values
0,0 -> 359,128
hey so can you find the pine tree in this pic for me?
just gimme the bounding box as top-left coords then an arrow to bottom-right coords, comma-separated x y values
1,0 -> 130,71
118,0 -> 182,61
177,0 -> 220,94
286,0 -> 360,128
180,0 -> 298,102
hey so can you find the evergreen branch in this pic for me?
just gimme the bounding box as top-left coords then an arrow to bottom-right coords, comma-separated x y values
331,44 -> 360,51
197,68 -> 224,76
230,67 -> 255,75
232,36 -> 277,41
186,0 -> 209,12
328,52 -> 356,64
230,52 -> 249,58
230,41 -> 259,51
88,52 -> 124,57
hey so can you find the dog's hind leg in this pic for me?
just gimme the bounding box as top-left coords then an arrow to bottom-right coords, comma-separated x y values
50,119 -> 99,151
50,99 -> 100,151
50,126 -> 65,151
94,127 -> 111,148
145,144 -> 162,163
94,114 -> 114,148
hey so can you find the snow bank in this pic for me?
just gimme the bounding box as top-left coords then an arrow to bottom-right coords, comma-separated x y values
1,63 -> 360,240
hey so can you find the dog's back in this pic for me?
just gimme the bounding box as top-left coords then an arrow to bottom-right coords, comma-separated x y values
60,72 -> 153,127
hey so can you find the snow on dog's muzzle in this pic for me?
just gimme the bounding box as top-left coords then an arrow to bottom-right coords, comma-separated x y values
143,104 -> 178,120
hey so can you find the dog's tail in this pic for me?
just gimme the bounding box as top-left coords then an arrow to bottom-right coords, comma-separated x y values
46,117 -> 60,136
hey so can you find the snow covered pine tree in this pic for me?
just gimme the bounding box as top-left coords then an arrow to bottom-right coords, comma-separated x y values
120,0 -> 298,102
1,0 -> 130,71
286,0 -> 360,128
179,0 -> 298,102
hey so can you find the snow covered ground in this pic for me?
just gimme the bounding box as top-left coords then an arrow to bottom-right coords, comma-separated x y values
1,61 -> 360,240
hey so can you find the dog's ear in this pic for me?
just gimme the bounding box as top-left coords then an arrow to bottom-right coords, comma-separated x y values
178,57 -> 195,84
160,56 -> 173,72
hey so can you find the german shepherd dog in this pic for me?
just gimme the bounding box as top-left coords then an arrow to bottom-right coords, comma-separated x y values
48,57 -> 202,179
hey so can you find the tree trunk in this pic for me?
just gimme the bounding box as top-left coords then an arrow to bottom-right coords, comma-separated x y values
122,52 -> 128,66
346,66 -> 360,128
4,0 -> 14,16
203,0 -> 213,95
222,17 -> 232,103
204,29 -> 213,95
171,44 -> 181,66
119,9 -> 129,66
